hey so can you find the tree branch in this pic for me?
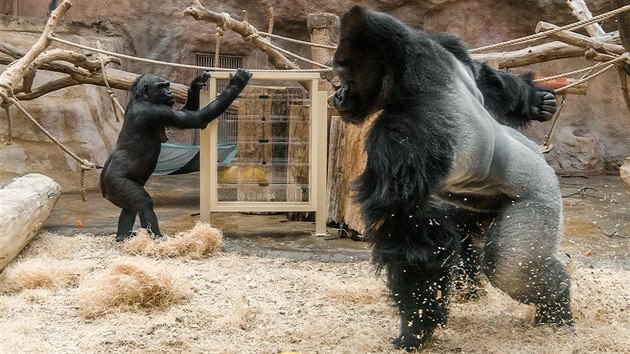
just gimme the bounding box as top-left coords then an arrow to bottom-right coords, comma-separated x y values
472,41 -> 586,68
0,0 -> 72,103
184,0 -> 299,70
536,21 -> 626,55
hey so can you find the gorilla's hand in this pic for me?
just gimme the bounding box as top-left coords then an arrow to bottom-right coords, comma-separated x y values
529,89 -> 556,122
191,71 -> 211,90
229,68 -> 253,90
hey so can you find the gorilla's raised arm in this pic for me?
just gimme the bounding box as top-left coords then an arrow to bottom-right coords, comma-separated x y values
429,33 -> 556,128
166,68 -> 252,129
182,71 -> 210,111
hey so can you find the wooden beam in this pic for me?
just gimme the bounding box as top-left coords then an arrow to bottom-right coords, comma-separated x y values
472,41 -> 585,68
536,21 -> 626,54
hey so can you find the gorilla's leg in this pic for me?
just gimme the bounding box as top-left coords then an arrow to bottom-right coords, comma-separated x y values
115,209 -> 137,242
107,177 -> 162,240
482,199 -> 573,326
371,205 -> 460,350
138,197 -> 161,237
450,208 -> 494,301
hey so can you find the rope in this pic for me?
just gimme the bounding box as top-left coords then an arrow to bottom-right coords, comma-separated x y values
259,31 -> 337,49
97,42 -> 125,121
264,37 -> 332,69
533,62 -> 605,83
48,33 -> 333,73
470,4 -> 630,53
553,54 -> 627,93
2,105 -> 12,144
0,82 -> 97,200
541,94 -> 567,153
215,27 -> 224,67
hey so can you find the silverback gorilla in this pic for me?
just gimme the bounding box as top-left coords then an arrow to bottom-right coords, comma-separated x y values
332,6 -> 572,351
100,69 -> 251,241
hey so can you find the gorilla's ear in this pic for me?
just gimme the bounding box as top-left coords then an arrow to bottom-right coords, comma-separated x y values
131,75 -> 152,101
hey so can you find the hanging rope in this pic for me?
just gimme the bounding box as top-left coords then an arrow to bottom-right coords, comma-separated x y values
97,41 -> 125,122
470,4 -> 630,53
541,95 -> 567,153
2,104 -> 13,145
0,82 -> 97,201
215,26 -> 224,67
48,33 -> 333,73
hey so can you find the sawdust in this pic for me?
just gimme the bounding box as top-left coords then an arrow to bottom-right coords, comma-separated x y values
0,226 -> 629,353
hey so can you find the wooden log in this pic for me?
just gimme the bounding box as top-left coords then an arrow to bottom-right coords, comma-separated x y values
0,173 -> 61,272
535,21 -> 626,55
307,13 -> 339,91
620,157 -> 630,194
566,0 -> 607,37
472,41 -> 585,69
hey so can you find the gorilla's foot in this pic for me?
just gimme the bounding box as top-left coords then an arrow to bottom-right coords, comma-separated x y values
115,230 -> 137,242
534,301 -> 574,326
392,329 -> 433,352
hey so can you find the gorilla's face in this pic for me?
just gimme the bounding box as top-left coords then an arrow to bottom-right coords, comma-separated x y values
333,6 -> 386,124
134,74 -> 176,106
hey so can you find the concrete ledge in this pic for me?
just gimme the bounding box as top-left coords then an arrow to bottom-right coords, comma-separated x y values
0,173 -> 61,271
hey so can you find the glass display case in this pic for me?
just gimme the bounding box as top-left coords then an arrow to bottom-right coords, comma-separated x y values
199,72 -> 328,235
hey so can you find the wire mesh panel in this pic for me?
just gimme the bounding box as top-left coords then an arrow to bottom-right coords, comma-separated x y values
199,72 -> 328,235
196,53 -> 243,144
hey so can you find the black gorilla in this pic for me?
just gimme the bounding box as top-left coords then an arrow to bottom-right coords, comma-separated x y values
100,69 -> 251,241
333,6 -> 572,351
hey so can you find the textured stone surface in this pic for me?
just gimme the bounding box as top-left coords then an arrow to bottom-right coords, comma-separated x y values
1,0 -> 628,193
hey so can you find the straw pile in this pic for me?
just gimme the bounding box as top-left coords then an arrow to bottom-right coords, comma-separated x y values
122,222 -> 223,258
77,260 -> 192,319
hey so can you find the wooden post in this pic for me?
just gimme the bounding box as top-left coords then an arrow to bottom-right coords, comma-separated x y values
307,13 -> 339,92
0,174 -> 61,272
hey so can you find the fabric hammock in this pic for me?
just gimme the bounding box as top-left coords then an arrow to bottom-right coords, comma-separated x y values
153,142 -> 237,176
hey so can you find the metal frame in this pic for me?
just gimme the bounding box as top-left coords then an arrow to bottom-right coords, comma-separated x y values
199,71 -> 328,235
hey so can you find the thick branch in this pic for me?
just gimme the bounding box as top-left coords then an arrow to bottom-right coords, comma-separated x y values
1,40 -> 189,102
184,0 -> 299,70
472,41 -> 586,68
566,0 -> 607,37
536,21 -> 626,54
0,0 -> 72,103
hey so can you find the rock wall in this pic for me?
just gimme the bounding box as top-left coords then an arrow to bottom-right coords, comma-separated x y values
1,0 -> 628,192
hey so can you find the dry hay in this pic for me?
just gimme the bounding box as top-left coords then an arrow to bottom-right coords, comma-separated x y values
0,257 -> 83,293
0,228 -> 628,353
122,222 -> 222,258
77,260 -> 192,319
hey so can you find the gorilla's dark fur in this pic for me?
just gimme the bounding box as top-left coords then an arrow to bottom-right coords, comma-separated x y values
333,6 -> 572,351
100,69 -> 251,241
